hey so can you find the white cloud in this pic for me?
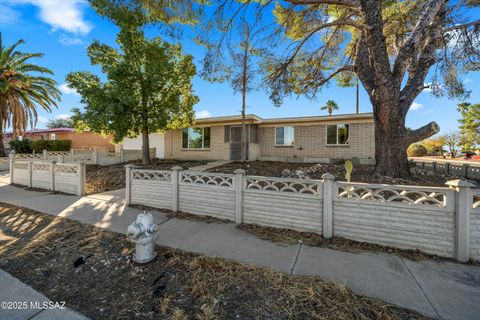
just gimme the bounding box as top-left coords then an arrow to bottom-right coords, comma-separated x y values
10,0 -> 92,34
55,114 -> 71,120
410,101 -> 423,110
58,83 -> 79,96
0,4 -> 21,24
37,116 -> 48,125
196,110 -> 212,118
464,78 -> 472,84
59,34 -> 84,46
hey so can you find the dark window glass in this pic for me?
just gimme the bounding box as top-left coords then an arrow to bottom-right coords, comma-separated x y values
275,127 -> 284,145
337,124 -> 349,144
203,127 -> 211,148
182,128 -> 188,148
326,125 -> 337,144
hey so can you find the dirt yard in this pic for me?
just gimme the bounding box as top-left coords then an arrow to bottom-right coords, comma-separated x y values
0,203 -> 429,320
85,159 -> 208,195
207,161 -> 479,187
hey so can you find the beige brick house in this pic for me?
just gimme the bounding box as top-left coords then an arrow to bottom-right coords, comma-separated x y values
163,112 -> 375,164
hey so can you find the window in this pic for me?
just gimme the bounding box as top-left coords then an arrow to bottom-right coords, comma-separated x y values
50,133 -> 56,140
182,127 -> 211,149
326,124 -> 349,145
275,126 -> 294,146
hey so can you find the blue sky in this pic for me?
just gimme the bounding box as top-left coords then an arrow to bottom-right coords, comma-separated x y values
0,0 -> 479,134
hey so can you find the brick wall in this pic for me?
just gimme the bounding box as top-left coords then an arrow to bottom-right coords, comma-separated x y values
258,122 -> 375,161
164,126 -> 229,160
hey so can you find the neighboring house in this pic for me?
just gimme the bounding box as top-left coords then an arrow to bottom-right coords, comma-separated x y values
3,128 -> 115,151
120,112 -> 375,163
117,133 -> 165,159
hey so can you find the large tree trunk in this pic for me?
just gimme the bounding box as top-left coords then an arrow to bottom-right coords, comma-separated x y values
373,121 -> 410,177
141,126 -> 150,166
0,122 -> 6,157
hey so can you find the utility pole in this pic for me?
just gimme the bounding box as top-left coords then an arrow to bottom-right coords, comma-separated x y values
355,76 -> 359,114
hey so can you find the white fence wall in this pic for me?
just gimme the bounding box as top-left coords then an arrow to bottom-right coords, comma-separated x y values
179,172 -> 235,220
11,160 -> 85,196
333,182 -> 456,257
127,166 -> 479,262
472,191 -> 480,260
243,177 -> 323,232
413,160 -> 480,179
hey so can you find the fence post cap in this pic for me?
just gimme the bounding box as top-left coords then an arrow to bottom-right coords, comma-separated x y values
233,169 -> 246,175
124,164 -> 136,168
445,179 -> 475,188
321,173 -> 335,180
9,150 -> 16,155
171,166 -> 183,171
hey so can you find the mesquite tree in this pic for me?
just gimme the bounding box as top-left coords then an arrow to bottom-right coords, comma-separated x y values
263,0 -> 479,177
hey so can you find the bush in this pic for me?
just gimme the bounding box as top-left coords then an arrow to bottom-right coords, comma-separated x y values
49,140 -> 72,151
28,139 -> 72,153
30,140 -> 50,153
407,144 -> 428,157
9,139 -> 32,153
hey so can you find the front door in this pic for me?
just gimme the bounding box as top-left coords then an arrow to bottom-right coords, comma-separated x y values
230,126 -> 245,160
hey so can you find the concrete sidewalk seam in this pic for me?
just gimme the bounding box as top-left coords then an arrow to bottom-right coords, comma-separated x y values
27,309 -> 45,320
400,256 -> 441,319
289,242 -> 303,275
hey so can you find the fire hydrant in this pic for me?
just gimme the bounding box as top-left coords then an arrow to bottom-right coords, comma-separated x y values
127,211 -> 158,263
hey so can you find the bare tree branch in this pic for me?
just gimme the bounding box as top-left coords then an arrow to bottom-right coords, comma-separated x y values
443,20 -> 480,32
392,0 -> 445,84
407,122 -> 440,144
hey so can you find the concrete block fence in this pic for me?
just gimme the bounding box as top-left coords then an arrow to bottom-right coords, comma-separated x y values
9,159 -> 85,196
126,165 -> 480,262
13,148 -> 155,166
413,160 -> 480,179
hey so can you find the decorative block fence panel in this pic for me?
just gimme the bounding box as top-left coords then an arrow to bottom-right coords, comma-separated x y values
126,166 -> 480,262
243,177 -> 323,232
333,185 -> 456,257
471,191 -> 480,260
12,162 -> 30,186
413,160 -> 480,179
130,169 -> 173,210
178,172 -> 235,220
10,160 -> 85,196
31,162 -> 52,190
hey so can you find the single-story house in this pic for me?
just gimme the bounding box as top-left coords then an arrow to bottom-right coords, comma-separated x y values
120,112 -> 375,164
3,128 -> 115,151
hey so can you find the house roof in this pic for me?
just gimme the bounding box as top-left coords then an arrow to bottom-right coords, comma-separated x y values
194,112 -> 374,126
3,127 -> 74,137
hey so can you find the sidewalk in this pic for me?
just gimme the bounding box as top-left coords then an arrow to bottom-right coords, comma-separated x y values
0,269 -> 89,320
0,181 -> 479,320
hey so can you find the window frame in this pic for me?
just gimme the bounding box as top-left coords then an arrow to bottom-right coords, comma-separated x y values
50,133 -> 56,140
274,126 -> 295,146
325,124 -> 350,146
181,127 -> 211,150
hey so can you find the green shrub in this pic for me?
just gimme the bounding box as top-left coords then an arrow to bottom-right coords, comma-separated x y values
50,140 -> 71,151
30,140 -> 50,153
9,139 -> 32,153
407,144 -> 428,157
29,139 -> 72,152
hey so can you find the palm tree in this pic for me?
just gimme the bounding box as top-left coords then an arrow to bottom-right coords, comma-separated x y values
0,33 -> 60,156
321,100 -> 339,116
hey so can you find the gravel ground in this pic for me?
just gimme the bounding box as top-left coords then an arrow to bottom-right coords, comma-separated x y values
85,159 -> 208,195
0,203 -> 430,320
207,161 -> 479,187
